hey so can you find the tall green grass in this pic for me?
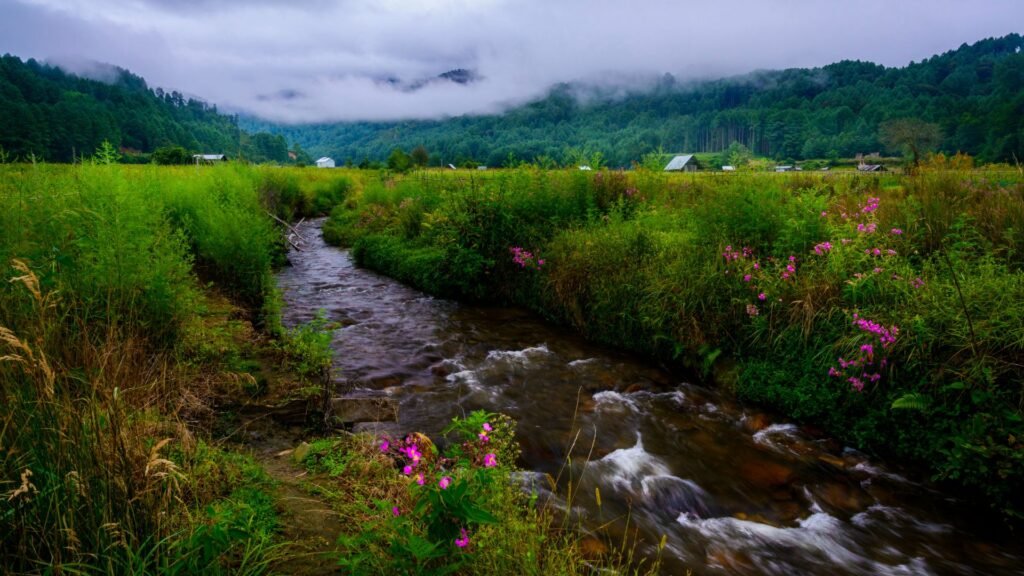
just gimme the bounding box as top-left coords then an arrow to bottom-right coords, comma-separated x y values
0,163 -> 347,573
324,166 -> 1024,522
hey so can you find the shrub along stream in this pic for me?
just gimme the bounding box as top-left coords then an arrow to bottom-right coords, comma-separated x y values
323,163 -> 1024,523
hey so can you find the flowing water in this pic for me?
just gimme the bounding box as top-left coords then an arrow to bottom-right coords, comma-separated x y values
277,219 -> 1023,575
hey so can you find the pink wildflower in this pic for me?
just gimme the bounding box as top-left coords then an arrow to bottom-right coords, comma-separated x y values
416,472 -> 425,486
743,274 -> 752,282
483,453 -> 498,467
402,465 -> 413,475
439,476 -> 452,489
392,506 -> 401,517
478,432 -> 489,443
482,423 -> 493,432
746,304 -> 759,317
890,228 -> 903,235
758,292 -> 766,301
380,440 -> 390,453
455,528 -> 470,548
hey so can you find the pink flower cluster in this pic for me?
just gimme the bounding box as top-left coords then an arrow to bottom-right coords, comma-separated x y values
722,245 -> 752,262
829,313 -> 899,392
853,313 -> 899,348
781,255 -> 797,281
721,243 -> 783,313
510,246 -> 545,269
861,197 -> 880,214
857,222 -> 878,234
381,422 -> 502,551
864,247 -> 897,257
812,241 -> 832,256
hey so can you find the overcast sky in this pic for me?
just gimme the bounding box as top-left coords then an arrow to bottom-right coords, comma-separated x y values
1,0 -> 1021,123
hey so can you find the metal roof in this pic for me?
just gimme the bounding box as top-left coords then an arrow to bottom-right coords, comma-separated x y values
316,157 -> 333,163
664,155 -> 694,171
193,154 -> 225,160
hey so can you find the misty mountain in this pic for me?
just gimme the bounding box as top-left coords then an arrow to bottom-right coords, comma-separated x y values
241,34 -> 1024,167
0,54 -> 291,163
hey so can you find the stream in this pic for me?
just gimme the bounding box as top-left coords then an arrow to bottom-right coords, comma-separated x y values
277,219 -> 1024,575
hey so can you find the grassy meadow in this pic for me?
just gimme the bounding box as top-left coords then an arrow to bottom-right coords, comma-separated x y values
323,160 -> 1024,522
0,162 -> 655,575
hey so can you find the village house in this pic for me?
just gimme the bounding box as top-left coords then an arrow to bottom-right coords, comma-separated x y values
664,154 -> 698,172
193,154 -> 226,164
315,157 -> 335,168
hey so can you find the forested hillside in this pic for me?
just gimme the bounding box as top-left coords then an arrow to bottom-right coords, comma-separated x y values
0,55 -> 293,163
245,34 -> 1024,167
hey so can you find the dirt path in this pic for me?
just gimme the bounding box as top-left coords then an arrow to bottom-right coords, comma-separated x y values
240,415 -> 347,576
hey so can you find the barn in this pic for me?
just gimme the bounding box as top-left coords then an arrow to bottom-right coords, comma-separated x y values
664,154 -> 698,172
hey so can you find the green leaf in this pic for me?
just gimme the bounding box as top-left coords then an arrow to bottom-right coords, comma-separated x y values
461,503 -> 499,525
891,392 -> 930,411
406,534 -> 443,560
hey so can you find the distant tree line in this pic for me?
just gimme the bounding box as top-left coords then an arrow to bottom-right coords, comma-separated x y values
0,55 -> 304,164
243,34 -> 1024,168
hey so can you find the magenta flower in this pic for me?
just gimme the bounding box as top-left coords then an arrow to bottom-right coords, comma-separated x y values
416,472 -> 425,486
482,422 -> 493,432
848,376 -> 865,392
402,465 -> 413,475
746,304 -> 759,317
455,528 -> 470,548
911,277 -> 925,289
828,367 -> 841,377
890,228 -> 903,235
380,440 -> 390,453
392,506 -> 401,517
439,476 -> 452,489
478,432 -> 489,443
743,274 -> 752,282
758,292 -> 766,301
483,453 -> 498,467
821,211 -> 827,217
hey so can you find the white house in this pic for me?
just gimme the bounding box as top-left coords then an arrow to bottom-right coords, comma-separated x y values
315,157 -> 335,168
664,154 -> 698,172
193,154 -> 226,164
722,165 -> 736,172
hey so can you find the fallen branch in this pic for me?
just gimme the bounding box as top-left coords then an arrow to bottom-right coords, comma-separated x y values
265,210 -> 308,243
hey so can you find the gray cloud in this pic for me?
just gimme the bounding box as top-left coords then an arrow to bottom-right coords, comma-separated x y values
1,0 -> 1021,122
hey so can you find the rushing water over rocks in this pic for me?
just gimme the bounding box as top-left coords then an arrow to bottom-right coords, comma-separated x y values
277,219 -> 1024,575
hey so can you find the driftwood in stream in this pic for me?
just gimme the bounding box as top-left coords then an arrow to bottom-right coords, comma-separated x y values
242,396 -> 398,427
